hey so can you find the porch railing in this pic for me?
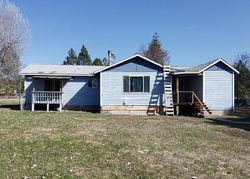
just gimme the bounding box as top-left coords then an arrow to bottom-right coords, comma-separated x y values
31,91 -> 63,112
32,91 -> 63,104
173,91 -> 210,115
173,91 -> 202,104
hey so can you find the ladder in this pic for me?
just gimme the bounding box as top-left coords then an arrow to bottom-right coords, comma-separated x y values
163,66 -> 174,115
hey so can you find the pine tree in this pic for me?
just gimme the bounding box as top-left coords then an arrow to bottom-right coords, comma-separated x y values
233,53 -> 250,99
140,32 -> 170,65
63,48 -> 77,65
92,58 -> 103,66
78,45 -> 92,65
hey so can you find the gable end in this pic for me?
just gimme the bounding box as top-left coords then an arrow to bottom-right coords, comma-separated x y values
105,57 -> 162,72
205,61 -> 233,73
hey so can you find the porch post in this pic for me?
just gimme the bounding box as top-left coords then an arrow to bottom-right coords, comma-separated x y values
176,77 -> 179,115
32,91 -> 35,112
47,101 -> 49,112
32,86 -> 35,112
100,72 -> 102,112
59,92 -> 62,112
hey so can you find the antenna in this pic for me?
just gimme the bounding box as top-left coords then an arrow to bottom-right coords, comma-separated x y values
108,50 -> 115,66
108,50 -> 111,66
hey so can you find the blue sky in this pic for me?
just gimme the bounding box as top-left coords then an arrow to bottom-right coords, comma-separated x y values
13,0 -> 250,66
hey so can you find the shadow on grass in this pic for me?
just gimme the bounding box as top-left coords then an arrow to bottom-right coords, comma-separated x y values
205,118 -> 250,131
205,107 -> 250,131
0,104 -> 20,110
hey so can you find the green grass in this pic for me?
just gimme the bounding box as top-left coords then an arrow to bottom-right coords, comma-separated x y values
0,100 -> 249,178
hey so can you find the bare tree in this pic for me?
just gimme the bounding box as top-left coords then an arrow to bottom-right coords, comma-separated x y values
0,0 -> 30,80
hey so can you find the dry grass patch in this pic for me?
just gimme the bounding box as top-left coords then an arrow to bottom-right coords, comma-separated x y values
0,99 -> 249,178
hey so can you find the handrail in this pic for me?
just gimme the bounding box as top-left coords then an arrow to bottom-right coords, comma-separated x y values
173,90 -> 209,113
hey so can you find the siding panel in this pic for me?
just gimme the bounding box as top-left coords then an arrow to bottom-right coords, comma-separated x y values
101,72 -> 164,106
63,76 -> 100,106
204,71 -> 233,110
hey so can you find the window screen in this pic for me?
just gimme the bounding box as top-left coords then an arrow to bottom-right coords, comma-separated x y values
130,77 -> 143,92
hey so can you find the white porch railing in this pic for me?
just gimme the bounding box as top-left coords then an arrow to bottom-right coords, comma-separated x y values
32,91 -> 63,112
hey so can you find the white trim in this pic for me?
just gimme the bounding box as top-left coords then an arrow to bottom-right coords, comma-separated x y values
173,71 -> 201,75
94,54 -> 163,74
24,78 -> 27,91
199,58 -> 239,74
100,72 -> 102,107
19,73 -> 95,77
232,71 -> 235,111
203,71 -> 206,102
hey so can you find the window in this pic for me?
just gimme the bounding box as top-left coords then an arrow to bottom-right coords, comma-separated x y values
88,78 -> 97,88
130,77 -> 143,92
123,76 -> 150,93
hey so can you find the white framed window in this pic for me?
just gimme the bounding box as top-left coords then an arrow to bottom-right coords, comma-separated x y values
88,78 -> 97,88
123,76 -> 150,93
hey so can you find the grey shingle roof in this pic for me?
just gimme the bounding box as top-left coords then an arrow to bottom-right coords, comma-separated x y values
19,64 -> 105,76
172,59 -> 221,74
189,59 -> 218,71
19,57 -> 239,77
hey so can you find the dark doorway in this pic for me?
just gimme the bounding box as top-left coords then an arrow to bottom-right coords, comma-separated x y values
44,80 -> 61,91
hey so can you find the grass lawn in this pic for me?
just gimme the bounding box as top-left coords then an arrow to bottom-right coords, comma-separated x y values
0,100 -> 250,178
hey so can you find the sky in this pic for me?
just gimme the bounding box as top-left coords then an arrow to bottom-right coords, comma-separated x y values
12,0 -> 250,66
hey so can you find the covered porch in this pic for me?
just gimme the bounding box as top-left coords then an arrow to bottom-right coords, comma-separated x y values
172,74 -> 211,116
31,76 -> 70,112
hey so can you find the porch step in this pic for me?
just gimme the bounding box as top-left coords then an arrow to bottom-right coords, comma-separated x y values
194,101 -> 212,115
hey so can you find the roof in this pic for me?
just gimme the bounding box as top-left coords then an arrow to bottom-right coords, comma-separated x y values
172,58 -> 239,75
94,54 -> 163,74
19,64 -> 105,77
19,56 -> 239,77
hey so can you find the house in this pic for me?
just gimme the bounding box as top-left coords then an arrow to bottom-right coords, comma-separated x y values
19,54 -> 239,116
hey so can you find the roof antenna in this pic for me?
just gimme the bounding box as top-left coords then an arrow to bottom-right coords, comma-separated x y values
108,50 -> 116,66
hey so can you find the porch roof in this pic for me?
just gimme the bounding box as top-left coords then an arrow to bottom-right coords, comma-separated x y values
20,64 -> 105,77
171,58 -> 239,75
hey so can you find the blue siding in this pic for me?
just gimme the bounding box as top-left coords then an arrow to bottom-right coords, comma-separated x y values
206,61 -> 233,73
101,71 -> 164,106
25,78 -> 44,104
107,57 -> 162,72
63,76 -> 100,107
24,76 -> 100,107
24,76 -> 33,103
204,70 -> 233,111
